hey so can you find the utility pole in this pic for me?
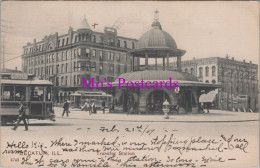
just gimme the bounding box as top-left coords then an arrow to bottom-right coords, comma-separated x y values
3,38 -> 5,72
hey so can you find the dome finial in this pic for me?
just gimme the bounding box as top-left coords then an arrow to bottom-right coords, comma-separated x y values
154,9 -> 159,21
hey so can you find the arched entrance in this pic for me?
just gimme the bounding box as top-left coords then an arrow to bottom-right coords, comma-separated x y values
119,90 -> 135,113
147,90 -> 171,114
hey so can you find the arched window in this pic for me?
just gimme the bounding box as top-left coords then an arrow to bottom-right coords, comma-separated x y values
212,80 -> 216,84
205,66 -> 209,77
212,66 -> 216,76
205,80 -> 209,83
190,68 -> 194,75
199,67 -> 203,77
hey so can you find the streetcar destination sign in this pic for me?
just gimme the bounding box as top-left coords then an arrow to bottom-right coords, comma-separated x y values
10,73 -> 28,80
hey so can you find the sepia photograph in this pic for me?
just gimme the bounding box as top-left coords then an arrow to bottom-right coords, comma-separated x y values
0,1 -> 259,167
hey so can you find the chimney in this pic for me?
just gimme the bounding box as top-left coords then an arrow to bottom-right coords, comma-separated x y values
232,57 -> 234,60
15,67 -> 17,71
226,55 -> 229,59
243,60 -> 245,63
250,61 -> 252,64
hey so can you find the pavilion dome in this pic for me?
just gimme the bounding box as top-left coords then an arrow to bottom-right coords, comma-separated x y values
115,70 -> 198,82
136,20 -> 177,50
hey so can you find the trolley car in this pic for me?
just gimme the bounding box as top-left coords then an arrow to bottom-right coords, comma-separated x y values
1,73 -> 55,124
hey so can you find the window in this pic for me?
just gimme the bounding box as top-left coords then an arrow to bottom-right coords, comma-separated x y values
65,76 -> 68,85
74,62 -> 77,72
15,86 -> 26,101
62,39 -> 65,46
82,33 -> 85,41
92,49 -> 96,58
100,51 -> 103,60
62,52 -> 64,61
77,48 -> 81,56
41,67 -> 43,75
212,66 -> 216,76
185,68 -> 188,73
74,36 -> 78,43
205,66 -> 209,77
61,77 -> 64,86
57,65 -> 59,73
92,62 -> 96,72
77,75 -> 80,85
86,48 -> 90,57
86,61 -> 90,71
205,80 -> 209,83
111,52 -> 114,60
74,49 -> 77,59
199,67 -> 203,77
100,64 -> 103,72
61,64 -> 64,73
2,86 -> 15,101
77,61 -> 81,71
74,75 -> 77,85
58,40 -> 60,47
107,51 -> 111,60
92,35 -> 96,43
30,86 -> 44,101
52,65 -> 54,75
65,51 -> 68,60
66,38 -> 69,45
124,41 -> 127,48
132,42 -> 135,49
117,53 -> 120,62
65,63 -> 68,73
212,80 -> 216,84
117,40 -> 120,47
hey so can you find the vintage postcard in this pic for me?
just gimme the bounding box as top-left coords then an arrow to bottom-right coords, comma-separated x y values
0,1 -> 259,168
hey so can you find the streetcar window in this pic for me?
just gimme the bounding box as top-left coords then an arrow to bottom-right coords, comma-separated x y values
46,86 -> 52,101
2,86 -> 14,101
30,86 -> 44,101
15,86 -> 26,101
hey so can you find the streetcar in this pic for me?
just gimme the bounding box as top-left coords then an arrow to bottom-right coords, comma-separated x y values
71,91 -> 113,110
0,73 -> 55,124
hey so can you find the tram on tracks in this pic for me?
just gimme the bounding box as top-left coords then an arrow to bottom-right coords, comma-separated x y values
0,73 -> 55,124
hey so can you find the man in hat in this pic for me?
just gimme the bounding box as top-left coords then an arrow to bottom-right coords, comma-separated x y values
62,99 -> 70,117
12,100 -> 28,131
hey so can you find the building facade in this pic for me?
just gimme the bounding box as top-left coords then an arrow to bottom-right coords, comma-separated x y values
174,56 -> 258,111
21,17 -> 137,103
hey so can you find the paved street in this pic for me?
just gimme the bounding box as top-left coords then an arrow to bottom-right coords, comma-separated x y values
1,108 -> 259,167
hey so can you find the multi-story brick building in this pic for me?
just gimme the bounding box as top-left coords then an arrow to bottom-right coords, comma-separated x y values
21,17 -> 137,102
172,56 -> 258,111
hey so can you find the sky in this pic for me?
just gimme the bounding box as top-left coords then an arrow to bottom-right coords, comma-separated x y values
1,1 -> 259,70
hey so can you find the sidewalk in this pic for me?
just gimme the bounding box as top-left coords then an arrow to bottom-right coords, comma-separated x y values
54,107 -> 259,123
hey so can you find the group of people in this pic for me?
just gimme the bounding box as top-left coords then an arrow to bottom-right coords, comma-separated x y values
81,100 -> 106,114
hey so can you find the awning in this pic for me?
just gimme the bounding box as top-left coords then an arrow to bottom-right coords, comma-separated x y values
199,91 -> 217,103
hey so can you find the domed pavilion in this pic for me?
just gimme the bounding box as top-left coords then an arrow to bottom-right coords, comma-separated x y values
108,10 -> 221,114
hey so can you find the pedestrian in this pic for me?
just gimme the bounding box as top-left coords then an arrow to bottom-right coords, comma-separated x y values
102,101 -> 106,114
88,101 -> 92,115
62,99 -> 70,117
92,101 -> 97,114
206,102 -> 210,113
12,101 -> 28,131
